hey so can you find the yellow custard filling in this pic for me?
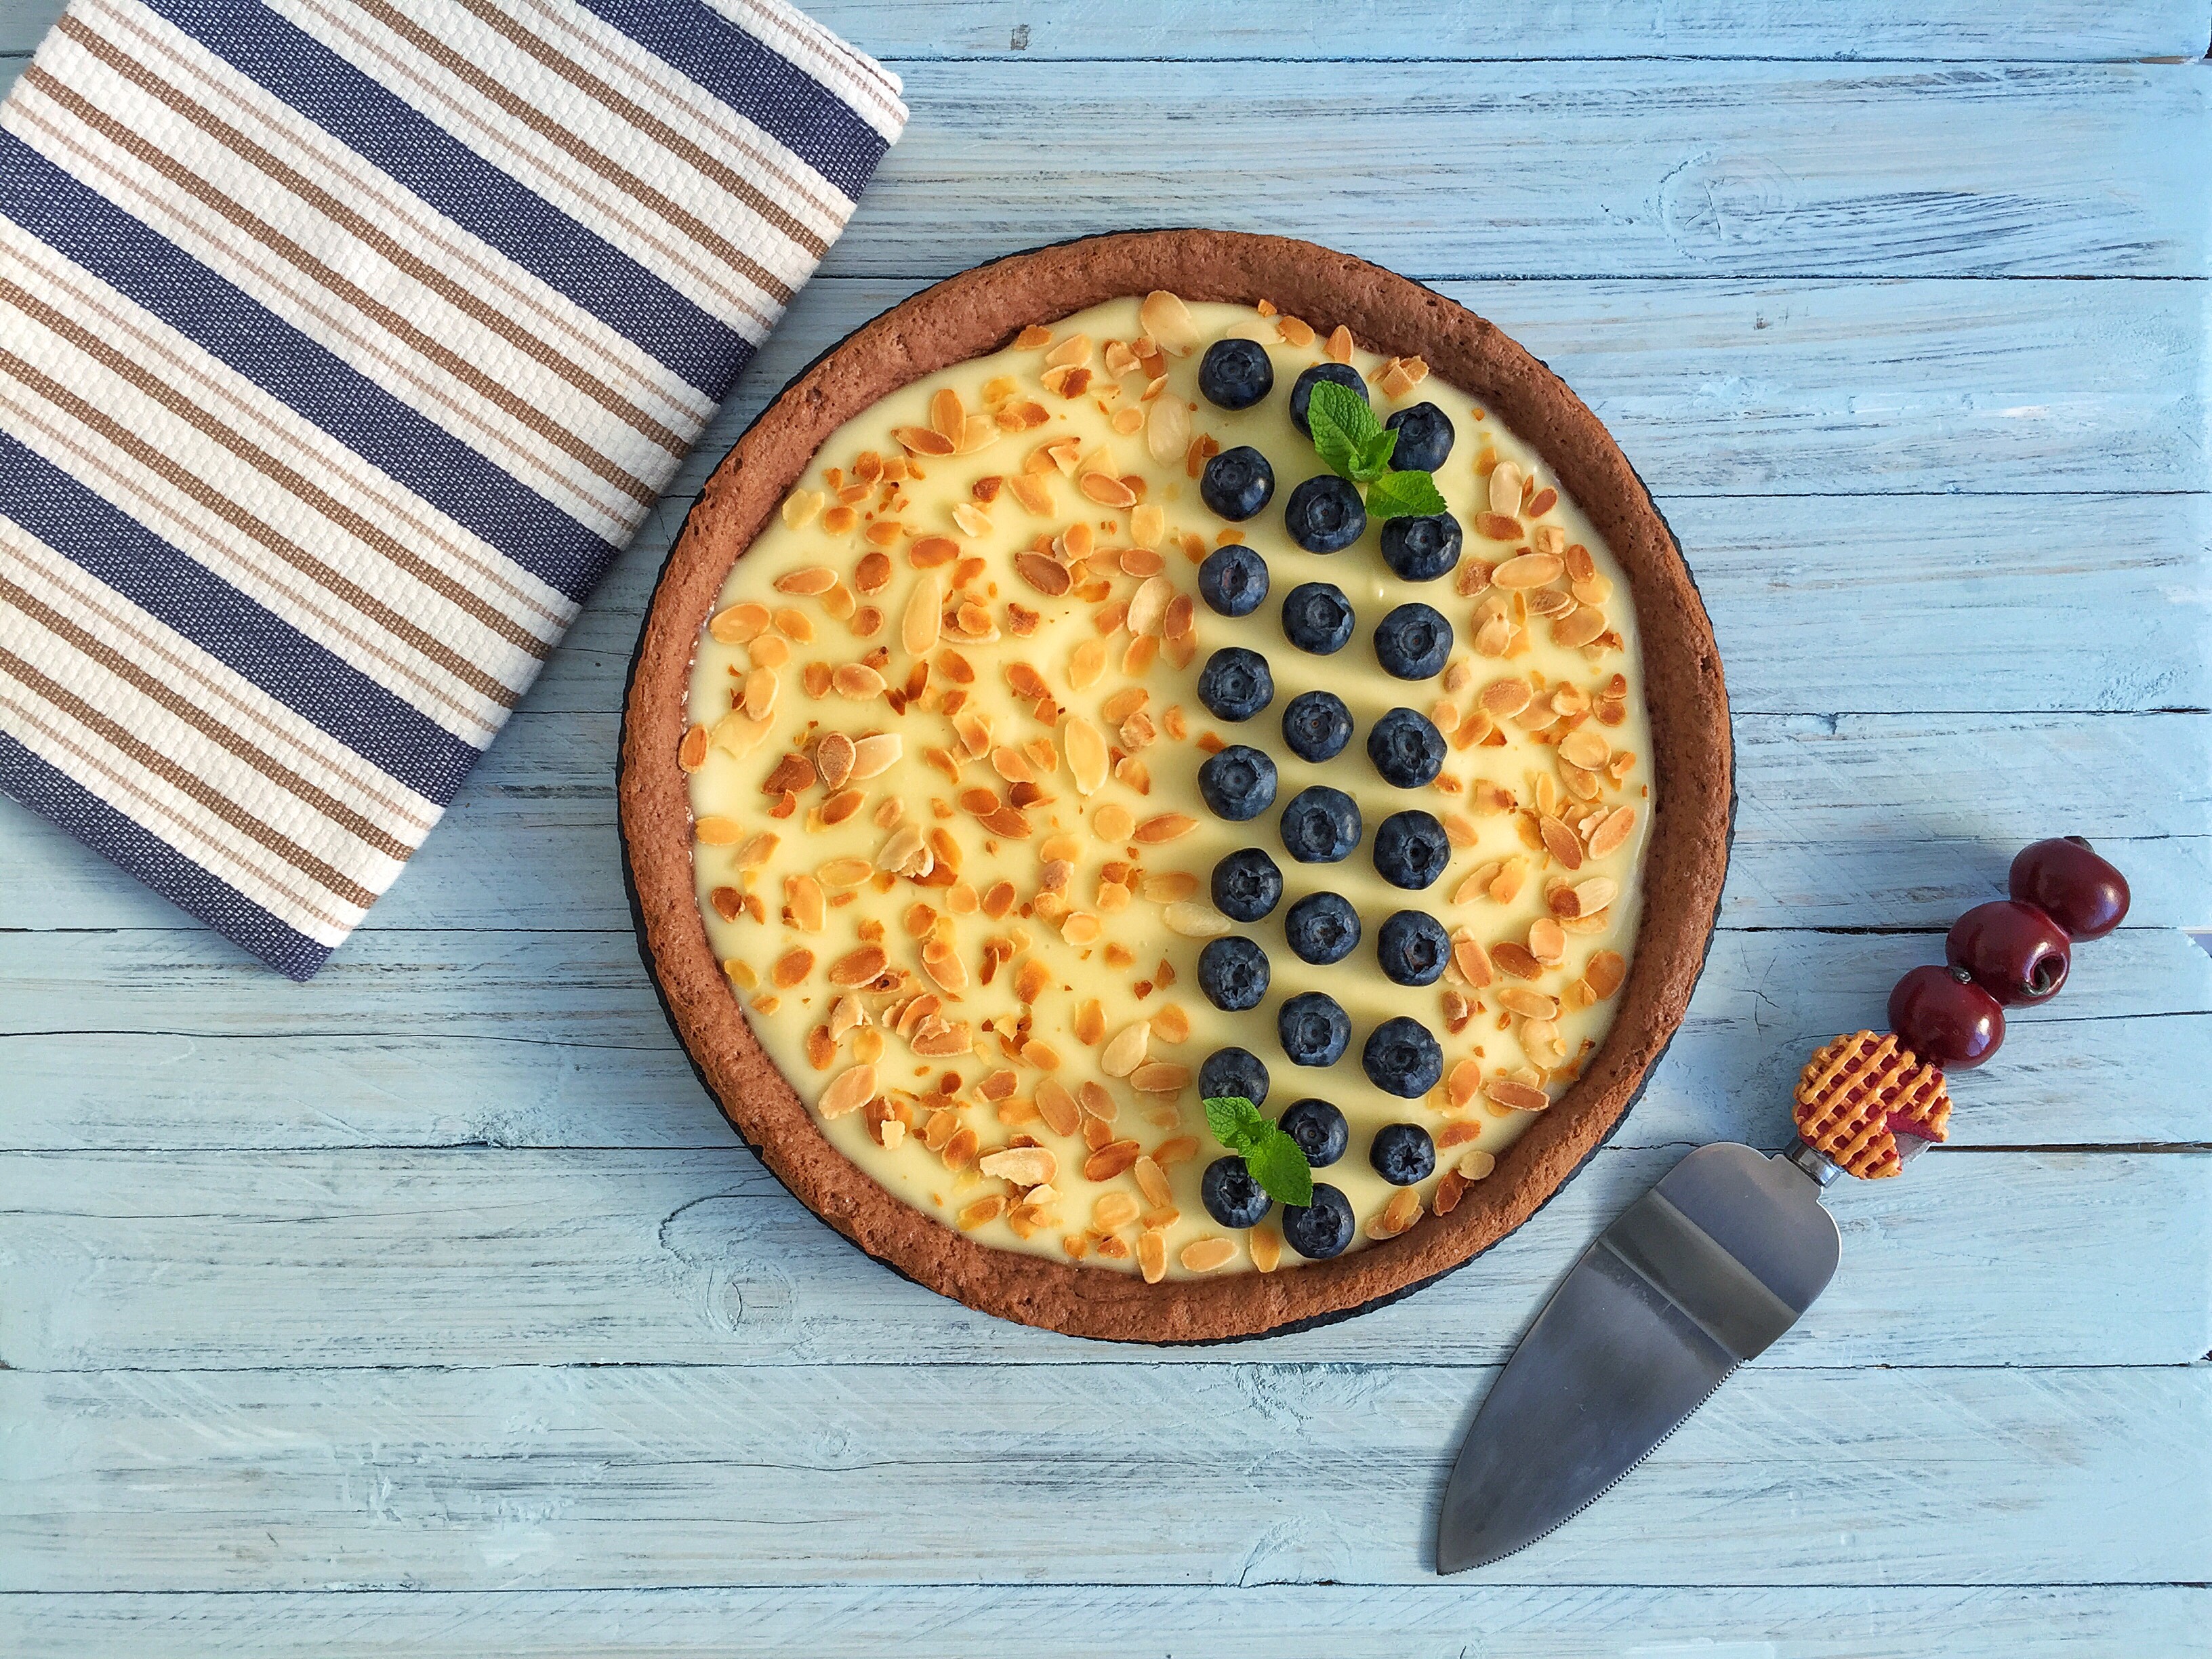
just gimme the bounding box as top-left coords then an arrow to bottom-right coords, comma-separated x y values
683,294 -> 1654,1279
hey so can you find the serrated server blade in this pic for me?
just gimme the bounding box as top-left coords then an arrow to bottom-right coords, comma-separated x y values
1436,1142 -> 1841,1574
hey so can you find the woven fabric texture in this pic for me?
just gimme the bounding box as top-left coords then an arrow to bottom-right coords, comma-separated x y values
0,0 -> 903,977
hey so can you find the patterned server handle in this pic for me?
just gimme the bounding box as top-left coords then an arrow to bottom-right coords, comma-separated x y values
1788,836 -> 2133,1180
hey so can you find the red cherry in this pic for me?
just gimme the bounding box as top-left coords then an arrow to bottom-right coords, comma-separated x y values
1947,899 -> 2070,1007
1889,964 -> 2005,1070
2009,836 -> 2129,941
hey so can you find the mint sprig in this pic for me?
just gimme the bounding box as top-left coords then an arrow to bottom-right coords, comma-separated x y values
1303,379 -> 1444,523
1204,1094 -> 1315,1208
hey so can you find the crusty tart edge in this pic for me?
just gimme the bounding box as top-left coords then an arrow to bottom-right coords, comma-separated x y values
618,230 -> 1734,1343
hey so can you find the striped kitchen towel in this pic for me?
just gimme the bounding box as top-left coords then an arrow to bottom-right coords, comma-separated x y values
0,0 -> 903,977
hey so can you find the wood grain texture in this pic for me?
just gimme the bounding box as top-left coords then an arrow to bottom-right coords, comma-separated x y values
1,924 -> 2205,1153
638,277 -> 2211,502
4,1364 -> 2205,1591
10,1584 -> 2211,1659
3,1147 -> 2203,1371
0,0 -> 2203,1642
3,708 -> 2205,933
3,0 -> 2209,59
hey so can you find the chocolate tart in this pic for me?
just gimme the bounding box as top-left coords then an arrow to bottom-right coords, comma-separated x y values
619,230 -> 1732,1342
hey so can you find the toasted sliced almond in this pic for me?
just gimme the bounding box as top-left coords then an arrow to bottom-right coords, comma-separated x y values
1137,1227 -> 1168,1283
1086,1139 -> 1143,1181
979,1146 -> 1057,1187
833,663 -> 886,701
1139,870 -> 1197,902
1100,1021 -> 1150,1077
1567,876 -> 1619,918
1134,813 -> 1197,844
1144,395 -> 1190,466
1551,607 -> 1607,649
1012,550 -> 1071,596
695,815 -> 741,846
1488,462 -> 1524,517
1497,985 -> 1558,1020
1485,1076 -> 1551,1113
1093,1191 -> 1139,1231
1064,716 -> 1109,795
710,602 -> 771,644
828,945 -> 888,987
1452,934 -> 1495,987
1589,806 -> 1637,859
1250,1225 -> 1282,1273
678,723 -> 709,772
1492,553 -> 1565,590
1140,291 -> 1200,356
1539,814 -> 1584,870
1126,574 -> 1174,638
818,1063 -> 876,1119
848,733 -> 901,781
1079,471 -> 1138,509
1180,1236 -> 1236,1273
1162,901 -> 1231,939
1480,676 -> 1532,718
1523,1017 -> 1568,1069
1129,1062 -> 1190,1094
901,573 -> 943,655
1586,949 -> 1627,998
1134,1155 -> 1172,1209
1528,916 -> 1568,965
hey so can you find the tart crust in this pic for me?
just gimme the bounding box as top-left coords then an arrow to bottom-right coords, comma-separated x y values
619,230 -> 1733,1343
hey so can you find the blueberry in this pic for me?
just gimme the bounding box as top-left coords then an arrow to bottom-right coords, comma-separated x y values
1278,991 -> 1351,1067
1279,1097 -> 1349,1168
1289,363 -> 1368,437
1201,1155 -> 1274,1229
1200,1046 -> 1270,1108
1376,910 -> 1452,987
1197,647 -> 1274,721
1285,892 -> 1361,965
1281,581 -> 1355,655
1200,445 -> 1275,521
1379,512 -> 1463,582
1374,809 -> 1451,890
1198,544 -> 1269,617
1197,936 -> 1271,1012
1283,475 -> 1367,554
1212,848 -> 1284,922
1370,1121 -> 1437,1185
1281,1183 -> 1355,1259
1279,786 -> 1361,864
1197,337 -> 1275,411
1363,1017 -> 1443,1099
1282,690 -> 1353,762
1198,744 -> 1279,821
1374,602 -> 1453,680
1366,707 -> 1445,788
1383,401 -> 1456,472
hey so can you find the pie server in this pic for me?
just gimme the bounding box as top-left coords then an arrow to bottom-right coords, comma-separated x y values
1435,1134 -> 1853,1573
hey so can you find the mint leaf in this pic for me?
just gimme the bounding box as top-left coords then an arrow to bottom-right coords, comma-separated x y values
1205,1095 -> 1266,1153
1353,425 -> 1399,482
1363,468 -> 1448,521
1306,380 -> 1393,484
1244,1127 -> 1316,1209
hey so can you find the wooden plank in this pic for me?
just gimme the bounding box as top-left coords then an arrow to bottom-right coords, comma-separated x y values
554,491 -> 2212,712
3,0 -> 2209,61
649,277 -> 2209,501
7,1584 -> 2208,1659
0,68 -> 2093,274
3,706 -> 2205,935
823,63 -> 2211,280
1,1146 -> 2203,1372
3,1364 -> 2204,1590
1,924 -> 2203,1151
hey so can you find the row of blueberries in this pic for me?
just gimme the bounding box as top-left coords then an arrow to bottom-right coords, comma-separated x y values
1196,1043 -> 1439,1257
1192,768 -> 1450,891
1198,588 -> 1455,678
1198,346 -> 1465,575
1208,864 -> 1452,981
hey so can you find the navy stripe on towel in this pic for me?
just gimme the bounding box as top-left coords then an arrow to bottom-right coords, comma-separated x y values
0,727 -> 331,977
0,430 -> 481,803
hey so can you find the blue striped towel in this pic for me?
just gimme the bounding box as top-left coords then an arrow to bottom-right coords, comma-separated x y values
0,0 -> 904,977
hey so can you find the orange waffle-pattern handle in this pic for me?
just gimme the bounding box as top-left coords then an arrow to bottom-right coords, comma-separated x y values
1793,1029 -> 1953,1179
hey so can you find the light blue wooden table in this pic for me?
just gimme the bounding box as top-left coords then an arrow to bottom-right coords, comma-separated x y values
3,3 -> 2209,1653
